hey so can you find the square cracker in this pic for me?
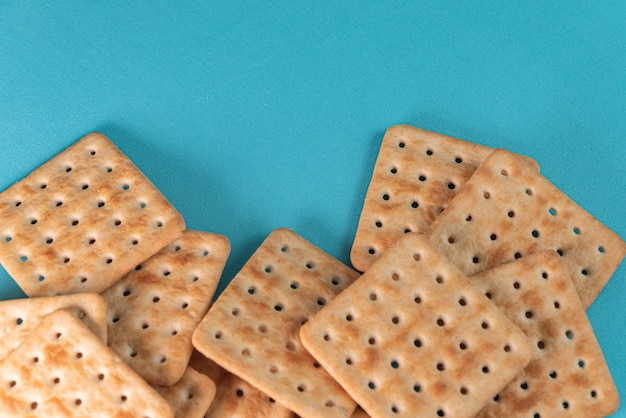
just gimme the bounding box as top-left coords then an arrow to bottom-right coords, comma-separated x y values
101,230 -> 230,386
0,293 -> 108,358
0,308 -> 174,418
192,227 -> 360,418
189,349 -> 295,418
0,132 -> 186,297
469,251 -> 619,417
301,232 -> 534,418
350,125 -> 496,272
153,367 -> 216,418
426,148 -> 626,308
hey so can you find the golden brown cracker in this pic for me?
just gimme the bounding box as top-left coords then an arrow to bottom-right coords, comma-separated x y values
101,230 -> 230,386
470,251 -> 619,417
427,148 -> 626,308
192,228 -> 360,418
350,125 -> 494,272
0,309 -> 174,417
302,233 -> 533,418
154,367 -> 216,418
0,132 -> 186,296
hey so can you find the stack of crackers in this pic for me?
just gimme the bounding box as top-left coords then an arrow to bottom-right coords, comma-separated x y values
0,127 -> 623,417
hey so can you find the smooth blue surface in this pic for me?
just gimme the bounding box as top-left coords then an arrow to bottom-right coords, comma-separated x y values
1,1 -> 625,414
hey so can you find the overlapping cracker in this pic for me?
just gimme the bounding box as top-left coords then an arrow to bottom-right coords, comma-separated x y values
0,132 -> 186,297
154,367 -> 216,418
0,293 -> 108,358
101,230 -> 230,386
0,309 -> 174,418
301,233 -> 533,418
350,125 -> 495,272
192,228 -> 360,418
470,251 -> 619,417
189,349 -> 295,418
427,148 -> 626,308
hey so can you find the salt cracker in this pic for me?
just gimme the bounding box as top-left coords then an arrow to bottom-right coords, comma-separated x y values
0,132 -> 186,297
301,232 -> 534,418
350,125 -> 495,272
192,227 -> 360,418
470,251 -> 619,417
189,349 -> 295,418
101,230 -> 230,386
0,309 -> 174,418
0,293 -> 108,358
427,148 -> 626,308
153,367 -> 216,418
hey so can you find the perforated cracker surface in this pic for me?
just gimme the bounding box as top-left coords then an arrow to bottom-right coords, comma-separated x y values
192,228 -> 360,418
350,125 -> 494,272
471,251 -> 619,418
301,233 -> 533,418
0,309 -> 174,418
0,132 -> 186,296
101,230 -> 230,386
153,367 -> 216,418
427,148 -> 626,308
0,293 -> 108,358
189,349 -> 295,418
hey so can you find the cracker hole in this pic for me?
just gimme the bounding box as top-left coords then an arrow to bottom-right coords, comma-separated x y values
106,167 -> 113,173
460,386 -> 469,395
181,302 -> 189,309
598,246 -> 605,253
418,174 -> 427,182
122,184 -> 130,191
286,342 -> 296,351
391,405 -> 399,414
369,292 -> 378,301
466,215 -> 472,222
297,384 -> 306,392
98,373 -> 105,380
556,249 -> 564,256
274,304 -> 283,312
411,201 -> 419,208
54,377 -> 61,384
578,360 -> 585,368
33,356 -> 39,363
581,269 -> 589,276
447,182 -> 456,190
414,295 -> 422,304
231,308 -> 239,316
485,292 -> 492,299
525,188 -> 533,196
160,356 -> 167,363
391,315 -> 400,324
554,301 -> 560,309
39,275 -> 45,282
152,296 -> 160,303
331,277 -> 340,286
525,311 -> 533,319
171,330 -> 178,336
325,400 -> 335,408
436,275 -> 444,284
31,402 -> 38,410
413,384 -> 421,393
305,261 -> 315,269
141,323 -> 149,330
345,357 -> 353,366
436,362 -> 445,371
513,281 -> 521,290
248,287 -> 256,295
481,321 -> 489,329
55,201 -> 63,207
317,298 -> 326,306
290,282 -> 299,290
437,409 -> 445,417
414,338 -> 422,348
156,221 -> 163,228
258,325 -> 268,333
508,210 -> 515,218
459,341 -> 467,350
75,398 -> 82,406
562,401 -> 569,409
490,233 -> 497,241
426,149 -> 433,155
514,252 -> 522,259
550,371 -> 557,379
369,337 -> 376,345
123,290 -> 131,297
413,253 -> 421,261
566,330 -> 574,340
390,167 -> 397,174
591,390 -> 597,398
20,256 -> 28,262
76,352 -> 83,359
390,360 -> 399,369
375,221 -> 383,228
236,389 -> 244,397
455,157 -> 462,163
458,297 -> 466,306
532,230 -> 540,238
382,194 -> 390,201
549,207 -> 557,216
30,219 -> 38,225
447,236 -> 455,244
520,382 -> 528,390
503,344 -> 511,352
483,191 -> 491,199
398,142 -> 405,148
391,272 -> 400,281
71,219 -> 80,226
81,184 -> 89,190
323,333 -> 331,341
493,395 -> 500,402
97,201 -> 105,208
472,256 -> 479,264
5,236 -> 12,242
346,314 -> 353,321
16,318 -> 23,325
482,366 -> 490,373
368,381 -> 376,390
121,395 -> 128,402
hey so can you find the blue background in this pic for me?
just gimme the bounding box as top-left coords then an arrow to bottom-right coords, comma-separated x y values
1,1 -> 624,415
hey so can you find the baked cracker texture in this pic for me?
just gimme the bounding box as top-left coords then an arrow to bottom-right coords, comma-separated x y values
301,232 -> 534,418
189,349 -> 295,418
101,229 -> 230,386
471,251 -> 619,418
427,148 -> 626,308
0,132 -> 186,297
0,309 -> 174,418
192,227 -> 360,418
153,367 -> 216,418
0,293 -> 108,358
350,125 -> 494,272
